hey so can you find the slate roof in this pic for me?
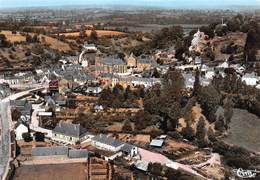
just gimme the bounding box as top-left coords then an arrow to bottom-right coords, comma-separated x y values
92,134 -> 124,148
100,57 -> 125,66
121,143 -> 135,153
54,64 -> 95,82
137,57 -> 157,66
10,100 -> 32,115
53,122 -> 88,138
32,146 -> 68,156
69,149 -> 88,159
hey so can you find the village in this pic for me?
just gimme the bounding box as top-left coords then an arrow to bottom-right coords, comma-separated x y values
0,24 -> 259,179
0,3 -> 259,179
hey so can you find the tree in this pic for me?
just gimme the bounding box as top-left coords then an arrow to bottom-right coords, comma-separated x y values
22,132 -> 32,142
215,24 -> 228,36
151,26 -> 184,49
196,117 -> 206,139
181,125 -> 195,141
200,26 -> 215,39
215,115 -> 225,132
79,30 -> 87,39
11,108 -> 21,121
32,34 -> 39,43
122,119 -> 132,132
208,127 -> 216,142
152,68 -> 161,78
34,132 -> 45,142
90,30 -> 98,40
25,34 -> 33,43
197,85 -> 221,123
196,117 -> 208,147
0,34 -> 11,47
132,111 -> 153,131
148,163 -> 163,176
193,69 -> 201,96
223,97 -> 234,128
144,70 -> 184,132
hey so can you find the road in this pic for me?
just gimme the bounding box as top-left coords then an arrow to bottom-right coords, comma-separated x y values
0,101 -> 11,180
0,87 -> 45,180
30,103 -> 52,138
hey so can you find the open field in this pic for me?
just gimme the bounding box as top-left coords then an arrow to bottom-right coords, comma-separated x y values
59,30 -> 125,37
39,35 -> 71,52
13,163 -> 87,180
0,30 -> 26,42
223,108 -> 260,152
0,31 -> 72,52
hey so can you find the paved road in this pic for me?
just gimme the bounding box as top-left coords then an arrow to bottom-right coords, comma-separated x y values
0,101 -> 11,180
0,86 -> 45,179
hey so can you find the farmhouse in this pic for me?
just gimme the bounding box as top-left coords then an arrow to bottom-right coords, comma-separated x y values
15,123 -> 29,140
52,122 -> 89,144
242,72 -> 259,86
91,134 -> 125,152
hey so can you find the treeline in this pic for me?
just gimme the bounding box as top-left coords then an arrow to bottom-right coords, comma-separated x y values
99,85 -> 145,108
212,71 -> 260,117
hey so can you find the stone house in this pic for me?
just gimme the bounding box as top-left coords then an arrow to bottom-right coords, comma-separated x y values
52,122 -> 89,144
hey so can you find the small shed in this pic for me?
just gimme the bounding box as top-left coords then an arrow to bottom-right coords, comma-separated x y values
150,139 -> 164,148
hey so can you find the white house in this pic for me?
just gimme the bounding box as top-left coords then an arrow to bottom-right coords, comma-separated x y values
217,61 -> 229,69
91,134 -> 125,152
86,86 -> 103,95
15,123 -> 29,140
83,44 -> 97,52
205,70 -> 215,80
242,72 -> 259,86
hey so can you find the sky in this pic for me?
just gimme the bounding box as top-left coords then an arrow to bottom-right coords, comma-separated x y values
0,0 -> 259,9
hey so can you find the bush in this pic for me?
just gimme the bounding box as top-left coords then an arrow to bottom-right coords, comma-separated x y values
34,132 -> 45,142
22,132 -> 32,142
226,156 -> 250,169
167,131 -> 182,140
181,126 -> 195,141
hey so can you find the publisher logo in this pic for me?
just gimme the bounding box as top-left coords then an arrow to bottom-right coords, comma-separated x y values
233,168 -> 260,179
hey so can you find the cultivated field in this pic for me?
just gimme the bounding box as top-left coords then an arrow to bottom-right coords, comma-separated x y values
13,163 -> 87,180
59,30 -> 125,37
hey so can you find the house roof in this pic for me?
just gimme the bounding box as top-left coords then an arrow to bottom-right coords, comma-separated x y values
242,72 -> 258,79
68,149 -> 88,159
10,100 -> 32,115
53,122 -> 87,137
32,146 -> 68,156
121,143 -> 135,153
91,134 -> 124,148
100,57 -> 125,66
150,139 -> 164,147
137,57 -> 157,66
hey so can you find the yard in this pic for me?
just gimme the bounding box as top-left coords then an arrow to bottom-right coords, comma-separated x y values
13,163 -> 87,180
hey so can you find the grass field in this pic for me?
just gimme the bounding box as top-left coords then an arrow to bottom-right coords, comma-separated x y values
39,35 -> 71,52
0,31 -> 72,52
59,30 -> 125,37
223,108 -> 260,152
0,30 -> 26,42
